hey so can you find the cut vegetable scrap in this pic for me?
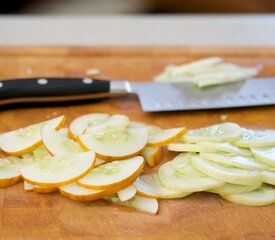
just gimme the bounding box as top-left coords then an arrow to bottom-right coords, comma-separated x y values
21,151 -> 96,187
182,123 -> 241,143
0,115 -> 65,156
24,181 -> 34,192
105,195 -> 158,214
0,156 -> 23,187
78,156 -> 144,191
78,128 -> 148,160
154,57 -> 259,88
220,185 -> 275,206
234,129 -> 275,148
140,146 -> 162,167
42,124 -> 83,156
117,184 -> 137,201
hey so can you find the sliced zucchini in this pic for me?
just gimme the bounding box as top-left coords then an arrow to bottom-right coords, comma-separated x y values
261,170 -> 275,185
140,146 -> 162,167
69,113 -> 109,139
158,159 -> 223,192
200,152 -> 268,170
168,143 -> 209,153
191,155 -> 262,186
105,195 -> 158,214
59,182 -> 110,201
21,151 -> 96,187
0,115 -> 65,156
221,185 -> 275,206
182,122 -> 241,143
42,124 -> 83,156
134,174 -> 191,199
78,156 -> 144,191
117,184 -> 136,201
78,128 -> 148,160
0,156 -> 23,187
208,182 -> 261,195
200,142 -> 251,157
234,128 -> 275,148
251,147 -> 275,167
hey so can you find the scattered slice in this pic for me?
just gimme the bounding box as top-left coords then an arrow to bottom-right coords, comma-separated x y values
0,156 -> 23,187
21,151 -> 96,187
0,115 -> 65,156
191,155 -> 261,186
147,127 -> 187,147
234,129 -> 275,148
105,195 -> 158,214
78,128 -> 148,160
134,174 -> 191,199
251,147 -> 275,167
200,152 -> 268,170
140,146 -> 162,167
182,123 -> 241,143
42,124 -> 83,156
117,184 -> 137,201
221,185 -> 275,206
78,156 -> 144,191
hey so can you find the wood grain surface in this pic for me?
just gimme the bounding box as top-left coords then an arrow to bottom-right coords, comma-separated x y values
0,46 -> 275,240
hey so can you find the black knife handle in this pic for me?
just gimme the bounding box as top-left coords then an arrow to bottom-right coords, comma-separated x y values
0,77 -> 112,105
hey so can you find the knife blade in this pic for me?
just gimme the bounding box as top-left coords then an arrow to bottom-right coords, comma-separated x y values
0,77 -> 274,112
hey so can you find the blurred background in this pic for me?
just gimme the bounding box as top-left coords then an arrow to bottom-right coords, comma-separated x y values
2,0 -> 275,14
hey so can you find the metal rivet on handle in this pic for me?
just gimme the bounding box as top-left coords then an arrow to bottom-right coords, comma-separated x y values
37,78 -> 48,85
82,78 -> 93,84
0,82 -> 3,88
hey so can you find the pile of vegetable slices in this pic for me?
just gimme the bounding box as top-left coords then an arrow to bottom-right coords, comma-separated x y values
0,114 -> 186,214
0,114 -> 274,214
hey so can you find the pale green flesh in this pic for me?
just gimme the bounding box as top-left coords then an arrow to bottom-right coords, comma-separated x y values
208,182 -> 261,195
234,129 -> 275,148
78,157 -> 143,187
136,174 -> 191,199
261,170 -> 275,185
182,123 -> 241,143
158,160 -> 223,192
104,195 -> 158,214
0,157 -> 23,178
221,185 -> 275,206
200,142 -> 251,157
33,145 -> 49,160
200,152 -> 268,170
251,147 -> 275,167
191,156 -> 261,186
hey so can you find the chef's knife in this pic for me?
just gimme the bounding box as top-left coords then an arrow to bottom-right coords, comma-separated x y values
0,77 -> 274,112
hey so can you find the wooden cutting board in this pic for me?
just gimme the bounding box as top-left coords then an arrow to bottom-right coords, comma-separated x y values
0,46 -> 275,240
